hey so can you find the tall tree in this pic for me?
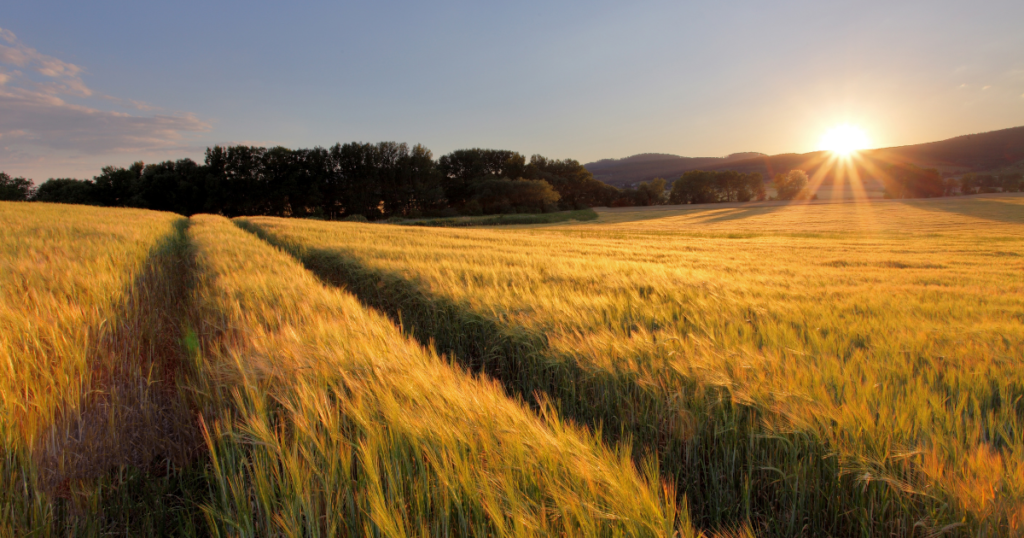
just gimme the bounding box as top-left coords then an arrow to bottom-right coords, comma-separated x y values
33,178 -> 99,205
93,162 -> 144,206
774,170 -> 810,200
883,164 -> 943,198
670,171 -> 719,204
525,155 -> 614,209
438,149 -> 527,206
634,177 -> 667,206
0,172 -> 34,201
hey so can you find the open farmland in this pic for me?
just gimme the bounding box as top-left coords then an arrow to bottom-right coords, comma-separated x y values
186,215 -> 685,537
0,202 -> 692,537
242,194 -> 1024,537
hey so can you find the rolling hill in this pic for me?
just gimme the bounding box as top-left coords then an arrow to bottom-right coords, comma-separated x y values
584,152 -> 767,187
587,125 -> 1024,188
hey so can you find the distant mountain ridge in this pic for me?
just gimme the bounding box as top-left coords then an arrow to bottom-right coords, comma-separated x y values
585,152 -> 767,187
586,125 -> 1024,187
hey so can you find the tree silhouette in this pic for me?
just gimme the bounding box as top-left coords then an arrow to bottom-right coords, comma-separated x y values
0,172 -> 34,201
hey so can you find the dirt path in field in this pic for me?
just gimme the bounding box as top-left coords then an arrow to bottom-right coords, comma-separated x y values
37,219 -> 204,512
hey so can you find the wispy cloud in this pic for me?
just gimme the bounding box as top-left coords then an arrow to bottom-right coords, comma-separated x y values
0,27 -> 210,161
0,86 -> 209,153
0,28 -> 90,96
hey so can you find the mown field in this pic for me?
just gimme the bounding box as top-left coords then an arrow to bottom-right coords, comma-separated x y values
1,194 -> 1021,536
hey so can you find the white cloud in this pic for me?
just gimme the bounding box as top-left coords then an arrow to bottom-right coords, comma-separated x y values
0,27 -> 210,164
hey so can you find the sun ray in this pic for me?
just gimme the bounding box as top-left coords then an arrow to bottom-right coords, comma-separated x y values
846,153 -> 871,203
845,152 -> 880,231
831,155 -> 848,202
857,152 -> 900,198
805,153 -> 838,200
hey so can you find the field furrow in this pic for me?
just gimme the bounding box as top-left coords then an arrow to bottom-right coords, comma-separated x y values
240,197 -> 1024,537
0,202 -> 205,535
187,214 -> 689,537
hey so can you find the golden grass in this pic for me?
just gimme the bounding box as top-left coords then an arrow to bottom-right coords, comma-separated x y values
0,201 -> 202,534
243,194 -> 1024,536
187,214 -> 689,537
582,193 -> 1024,234
5,195 -> 1020,536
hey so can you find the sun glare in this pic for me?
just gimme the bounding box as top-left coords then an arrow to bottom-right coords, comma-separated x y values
819,124 -> 871,155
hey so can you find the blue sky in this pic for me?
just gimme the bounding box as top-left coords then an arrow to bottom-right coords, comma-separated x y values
3,0 -> 1023,180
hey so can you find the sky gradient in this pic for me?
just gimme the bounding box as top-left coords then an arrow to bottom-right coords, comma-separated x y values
3,0 -> 1023,181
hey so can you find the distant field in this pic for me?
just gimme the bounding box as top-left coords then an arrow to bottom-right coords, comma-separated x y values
401,208 -> 599,227
583,192 -> 1024,233
245,193 -> 1024,536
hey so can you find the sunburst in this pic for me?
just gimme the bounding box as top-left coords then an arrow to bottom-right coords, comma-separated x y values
819,124 -> 871,156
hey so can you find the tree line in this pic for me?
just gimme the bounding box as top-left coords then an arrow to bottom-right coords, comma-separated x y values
878,164 -> 1024,198
4,149 -> 1021,215
1,143 -> 622,219
611,170 -> 798,206
606,171 -> 769,207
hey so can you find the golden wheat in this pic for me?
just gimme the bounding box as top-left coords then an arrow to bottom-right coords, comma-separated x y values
188,214 -> 691,537
243,194 -> 1024,536
0,201 -> 201,535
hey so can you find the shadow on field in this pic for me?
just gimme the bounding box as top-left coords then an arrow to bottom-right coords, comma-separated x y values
30,219 -> 208,536
237,219 -> 942,538
693,203 -> 787,224
902,194 -> 1024,225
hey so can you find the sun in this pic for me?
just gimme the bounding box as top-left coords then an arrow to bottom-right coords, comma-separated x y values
819,124 -> 871,156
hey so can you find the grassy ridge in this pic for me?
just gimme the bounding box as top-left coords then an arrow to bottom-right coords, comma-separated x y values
242,197 -> 1024,536
189,215 -> 690,537
0,202 -> 204,535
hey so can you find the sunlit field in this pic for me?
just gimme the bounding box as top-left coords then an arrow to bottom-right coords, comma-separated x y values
1,203 -> 696,537
244,194 -> 1024,537
3,196 -> 1021,536
581,193 -> 1024,232
188,215 -> 688,537
0,202 -> 201,534
6,0 -> 1022,536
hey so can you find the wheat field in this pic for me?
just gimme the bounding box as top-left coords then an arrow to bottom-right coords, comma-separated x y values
0,202 -> 203,535
2,196 -> 1021,536
187,214 -> 687,537
0,203 -> 700,537
241,194 -> 1024,536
